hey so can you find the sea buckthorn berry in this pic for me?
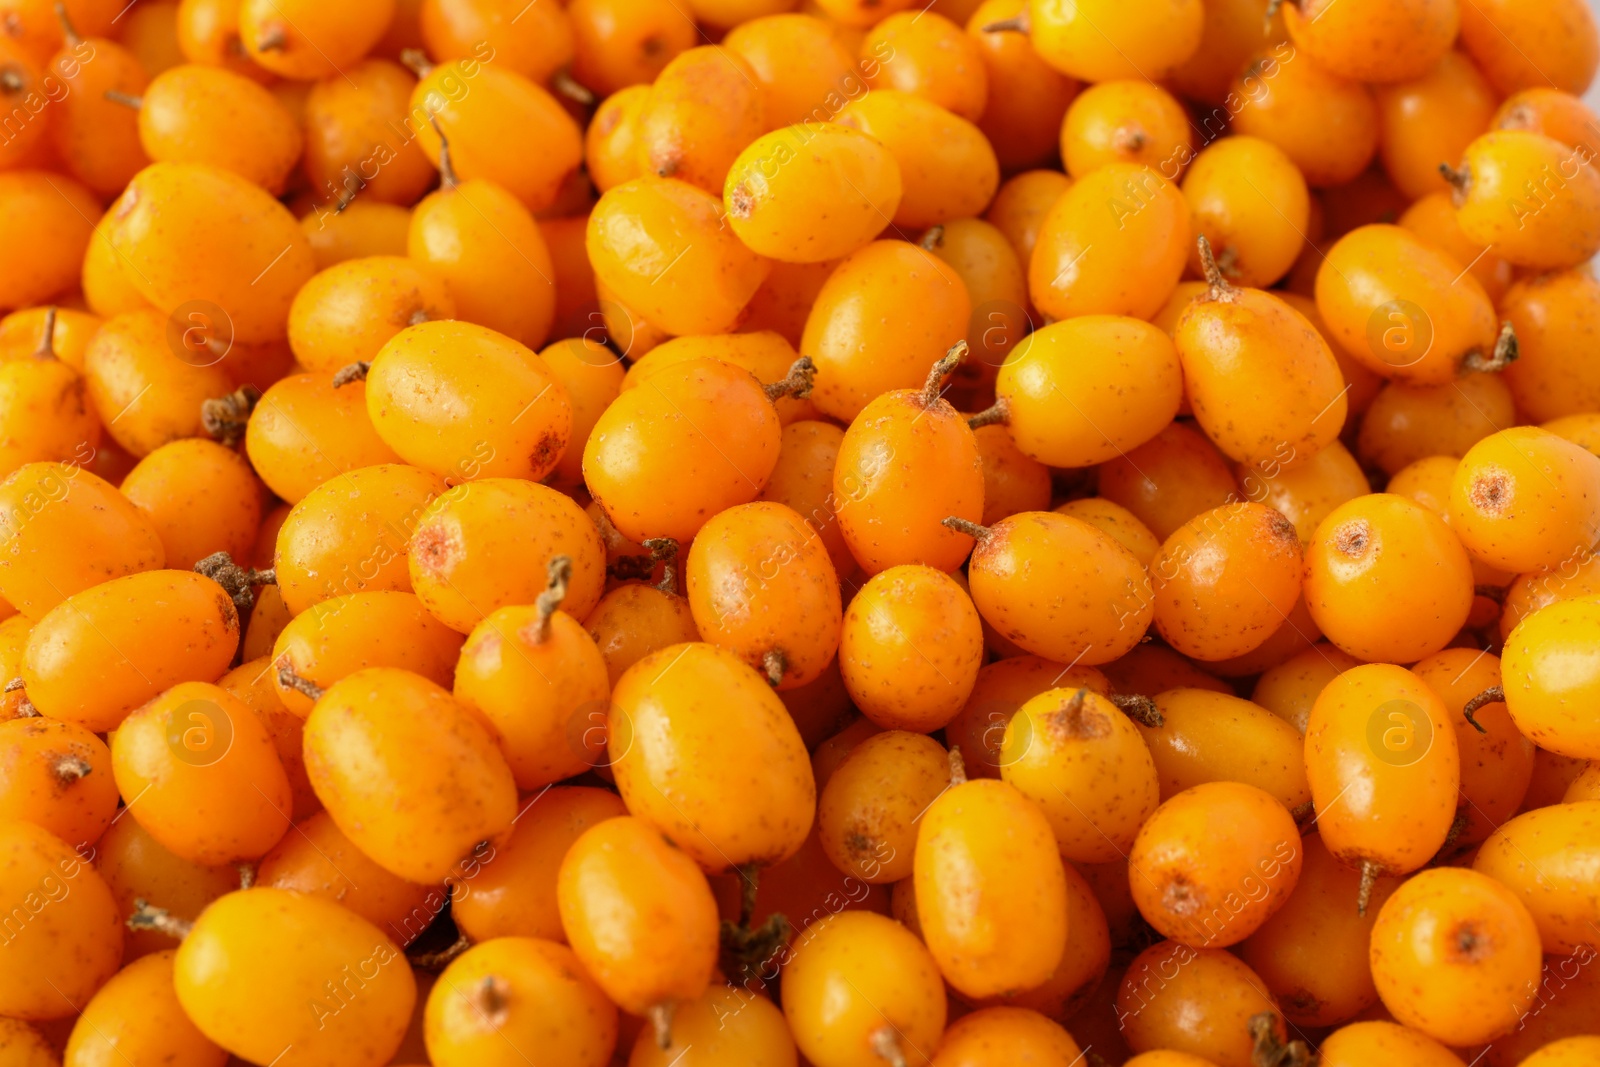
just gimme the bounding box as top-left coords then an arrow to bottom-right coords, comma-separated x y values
724,124 -> 901,264
996,316 -> 1181,469
557,816 -> 720,1033
1128,781 -> 1303,948
625,333 -> 816,424
1306,664 -> 1461,902
257,809 -> 434,945
586,83 -> 649,194
1517,1038 -> 1600,1067
420,0 -> 573,84
1501,269 -> 1600,423
1062,80 -> 1192,181
453,557 -> 611,789
1369,868 -> 1542,1045
1182,137 -> 1308,288
629,984 -> 797,1066
301,200 -> 411,270
1501,598 -> 1600,759
818,730 -> 947,884
413,59 -> 582,215
245,373 -> 401,504
973,424 -> 1050,526
967,0 -> 1077,173
365,320 -> 571,485
1001,687 -> 1160,862
1031,163 -> 1188,321
1376,52 -> 1498,202
1493,88 -> 1600,159
984,169 -> 1072,271
1232,47 -> 1378,188
722,13 -> 855,130
1357,374 -> 1517,477
1398,191 -> 1514,304
802,240 -> 970,423
1048,503 -> 1156,569
65,949 -> 226,1067
424,937 -> 618,1067
636,46 -> 765,195
450,786 -> 627,944
287,258 -> 455,373
584,580 -> 700,688
589,176 -> 771,337
1304,493 -> 1474,664
0,171 -> 98,312
302,667 -> 519,882
23,570 -> 237,732
0,821 -> 122,1020
567,0 -> 696,97
1237,832 -> 1399,1027
1237,440 -> 1368,544
135,64 -> 302,194
1459,0 -> 1599,96
960,512 -> 1153,665
834,90 -> 999,230
80,308 -> 233,458
172,888 -> 416,1067
685,501 -> 841,690
302,58 -> 433,206
1115,941 -> 1277,1067
271,591 -> 463,716
1168,0 -> 1285,106
834,350 -> 984,575
1449,427 -> 1600,574
0,717 -> 117,850
94,816 -> 239,961
1137,689 -> 1311,809
1,1017 -> 61,1066
274,463 -> 447,615
111,680 -> 291,865
1318,1021 -> 1470,1067
919,217 -> 1029,385
539,339 -> 626,490
1151,502 -> 1302,662
945,657 -> 1109,780
1474,801 -> 1600,955
45,14 -> 148,199
782,911 -> 947,1067
929,1007 -> 1082,1066
238,0 -> 395,79
971,859 -> 1110,1023
610,642 -> 815,871
1283,0 -> 1457,83
174,0 -> 271,81
106,162 -> 315,345
120,439 -> 261,571
863,11 -> 986,122
1099,421 -> 1241,542
1024,0 -> 1202,82
839,565 -> 983,732
1315,224 -> 1504,386
1446,132 -> 1600,271
0,306 -> 100,367
0,330 -> 101,482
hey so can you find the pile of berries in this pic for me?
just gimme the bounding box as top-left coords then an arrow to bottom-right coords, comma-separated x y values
0,0 -> 1599,1064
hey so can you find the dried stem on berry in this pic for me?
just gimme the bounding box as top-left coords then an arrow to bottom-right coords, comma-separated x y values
428,113 -> 460,189
642,537 -> 680,595
967,397 -> 1008,430
763,356 -> 817,402
941,516 -> 991,541
532,556 -> 573,642
870,1026 -> 909,1067
1462,685 -> 1504,734
277,665 -> 326,703
920,341 -> 968,407
1462,322 -> 1518,373
33,307 -> 57,360
1111,693 -> 1164,727
201,386 -> 261,447
762,648 -> 787,688
948,745 -> 968,786
331,361 -> 370,387
104,89 -> 143,109
1357,860 -> 1382,916
127,899 -> 194,940
195,551 -> 275,615
407,932 -> 472,972
648,1003 -> 675,1050
919,224 -> 944,251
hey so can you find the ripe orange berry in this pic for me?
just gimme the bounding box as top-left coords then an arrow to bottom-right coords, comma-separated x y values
984,168 -> 1072,271
863,11 -> 986,122
802,240 -> 970,423
1061,79 -> 1190,180
839,565 -> 983,732
1183,137 -> 1308,288
1448,132 -> 1600,270
834,90 -> 999,230
1450,427 -> 1600,574
1397,191 -> 1514,304
287,257 -> 454,373
245,372 -> 400,504
967,1 -> 1077,173
567,0 -> 696,97
724,124 -> 901,263
1459,0 -> 1598,96
65,948 -> 228,1065
1306,664 -> 1461,892
1375,52 -> 1498,201
1501,598 -> 1600,759
1501,269 -> 1600,423
557,815 -> 720,1026
1098,421 -> 1240,542
301,199 -> 411,270
301,58 -> 433,206
424,937 -> 618,1067
1318,1021 -> 1471,1067
136,64 -> 302,194
420,0 -> 573,84
1002,687 -> 1160,862
1129,781 -> 1302,948
0,717 -> 117,850
1151,502 -> 1302,662
624,332 -> 817,426
1475,801 -> 1600,956
782,910 -> 947,1067
637,46 -> 765,196
172,887 -> 416,1067
817,730 -> 947,884
1025,0 -> 1202,82
588,176 -> 771,337
93,815 -> 239,961
1284,0 -> 1456,83
1115,941 -> 1277,1067
0,820 -> 122,1021
1232,47 -> 1377,188
611,642 -> 815,870
1357,374 -> 1517,476
120,438 -> 261,570
1369,867 -> 1542,1045
1137,688 -> 1311,809
302,667 -> 518,882
1030,163 -> 1189,321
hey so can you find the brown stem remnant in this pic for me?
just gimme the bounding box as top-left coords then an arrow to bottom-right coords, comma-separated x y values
407,932 -> 472,972
201,385 -> 261,448
762,648 -> 787,688
127,899 -> 194,940
919,224 -> 944,251
1461,321 -> 1518,373
967,397 -> 1009,430
948,745 -> 968,786
941,516 -> 991,542
1357,860 -> 1382,916
33,306 -> 57,359
331,361 -> 370,387
763,356 -> 817,402
1111,693 -> 1164,728
1249,1011 -> 1315,1067
642,537 -> 680,596
648,1003 -> 675,1051
532,555 -> 573,643
1462,685 -> 1504,735
427,113 -> 459,189
195,551 -> 275,616
276,665 -> 326,703
920,341 -> 969,407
